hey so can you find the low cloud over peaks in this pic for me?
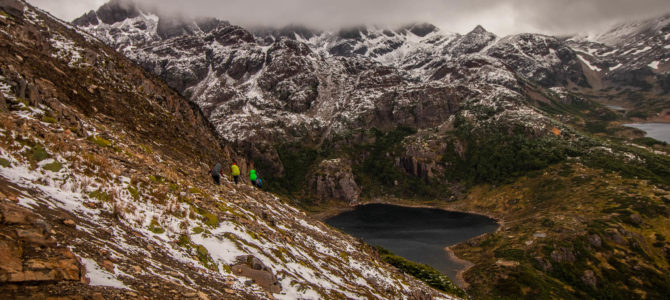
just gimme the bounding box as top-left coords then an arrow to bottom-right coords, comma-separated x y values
29,0 -> 670,35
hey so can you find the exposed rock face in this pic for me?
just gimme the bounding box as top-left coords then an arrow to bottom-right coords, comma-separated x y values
581,270 -> 597,289
447,25 -> 497,57
605,228 -> 627,245
397,135 -> 451,180
534,256 -> 553,272
550,247 -> 576,263
307,158 -> 361,204
487,34 -> 590,87
231,255 -> 281,293
72,0 -> 139,26
588,234 -> 602,248
0,200 -> 82,283
0,0 -> 24,19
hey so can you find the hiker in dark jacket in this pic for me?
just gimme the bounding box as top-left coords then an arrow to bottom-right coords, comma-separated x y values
210,163 -> 223,185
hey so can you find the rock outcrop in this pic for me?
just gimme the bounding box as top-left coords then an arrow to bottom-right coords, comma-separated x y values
231,255 -> 281,294
307,158 -> 361,204
0,200 -> 82,284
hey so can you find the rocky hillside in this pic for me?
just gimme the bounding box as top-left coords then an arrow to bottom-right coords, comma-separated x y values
73,0 -> 603,204
566,14 -> 670,119
0,1 -> 458,299
68,1 -> 670,298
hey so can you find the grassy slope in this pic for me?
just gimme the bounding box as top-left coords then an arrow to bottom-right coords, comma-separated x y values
449,162 -> 670,299
265,84 -> 670,297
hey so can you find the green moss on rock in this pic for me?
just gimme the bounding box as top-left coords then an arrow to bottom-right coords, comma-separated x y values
42,161 -> 63,172
0,158 -> 11,168
148,218 -> 165,234
29,144 -> 49,162
88,136 -> 112,148
88,190 -> 110,202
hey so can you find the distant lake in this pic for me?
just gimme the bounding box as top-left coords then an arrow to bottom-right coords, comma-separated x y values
325,204 -> 498,287
624,123 -> 670,143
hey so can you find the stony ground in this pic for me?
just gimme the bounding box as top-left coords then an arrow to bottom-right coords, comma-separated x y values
0,1 -> 459,299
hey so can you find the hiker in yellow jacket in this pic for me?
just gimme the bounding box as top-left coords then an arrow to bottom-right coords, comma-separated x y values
230,163 -> 240,184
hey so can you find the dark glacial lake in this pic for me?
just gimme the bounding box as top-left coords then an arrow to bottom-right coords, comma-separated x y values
325,203 -> 498,286
624,123 -> 670,144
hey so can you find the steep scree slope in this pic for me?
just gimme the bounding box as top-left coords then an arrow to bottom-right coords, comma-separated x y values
0,1 -> 457,299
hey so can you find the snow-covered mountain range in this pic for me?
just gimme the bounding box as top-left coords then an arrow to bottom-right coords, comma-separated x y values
71,1 -> 580,142
73,2 -> 669,147
71,0 -> 670,206
567,14 -> 670,89
73,1 -> 670,206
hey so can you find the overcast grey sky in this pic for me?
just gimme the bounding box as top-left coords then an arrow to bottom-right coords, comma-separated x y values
26,0 -> 670,36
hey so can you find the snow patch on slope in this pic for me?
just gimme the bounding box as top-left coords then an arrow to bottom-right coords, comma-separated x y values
577,54 -> 602,72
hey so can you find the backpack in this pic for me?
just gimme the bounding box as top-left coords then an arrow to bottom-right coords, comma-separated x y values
256,178 -> 263,188
231,164 -> 240,176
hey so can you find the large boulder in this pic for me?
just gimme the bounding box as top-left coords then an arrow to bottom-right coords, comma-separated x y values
231,255 -> 281,294
307,158 -> 361,205
550,247 -> 576,264
0,200 -> 82,283
0,0 -> 24,19
581,270 -> 597,289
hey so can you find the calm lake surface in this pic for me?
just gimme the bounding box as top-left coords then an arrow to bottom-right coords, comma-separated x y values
325,204 -> 498,285
624,123 -> 670,143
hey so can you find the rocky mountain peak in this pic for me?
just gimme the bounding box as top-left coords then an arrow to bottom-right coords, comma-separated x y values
470,24 -> 489,35
594,13 -> 670,46
72,0 -> 139,26
403,22 -> 439,37
336,25 -> 369,40
251,25 -> 322,44
444,24 -> 497,57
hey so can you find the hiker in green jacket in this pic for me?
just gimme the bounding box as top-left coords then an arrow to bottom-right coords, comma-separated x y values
231,163 -> 240,184
249,168 -> 257,186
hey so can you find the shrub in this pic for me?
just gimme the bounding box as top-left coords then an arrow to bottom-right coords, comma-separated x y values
193,206 -> 219,228
127,186 -> 139,200
42,161 -> 63,172
40,115 -> 58,124
494,248 -> 525,260
88,190 -> 110,202
0,158 -> 10,168
633,137 -> 667,147
176,234 -> 216,270
195,245 -> 217,270
375,246 -> 466,297
222,264 -> 231,273
88,136 -> 112,147
139,144 -> 152,154
29,144 -> 49,162
148,218 -> 165,234
443,130 -> 568,185
177,234 -> 191,247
